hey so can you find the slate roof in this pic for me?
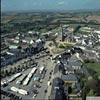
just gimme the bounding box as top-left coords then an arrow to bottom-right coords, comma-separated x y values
50,78 -> 65,100
61,74 -> 78,82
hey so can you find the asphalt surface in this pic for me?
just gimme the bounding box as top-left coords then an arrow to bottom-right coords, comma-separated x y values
1,50 -> 55,100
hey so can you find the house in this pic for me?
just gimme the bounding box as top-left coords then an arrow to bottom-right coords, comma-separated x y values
49,78 -> 66,100
1,49 -> 26,67
34,38 -> 45,52
1,52 -> 15,67
68,55 -> 82,67
61,74 -> 78,84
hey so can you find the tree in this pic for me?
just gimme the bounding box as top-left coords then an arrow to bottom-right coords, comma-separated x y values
29,60 -> 31,66
9,68 -> 14,75
82,88 -> 86,100
93,74 -> 98,80
52,39 -> 58,47
5,70 -> 9,76
16,66 -> 20,72
17,65 -> 22,72
1,70 -> 4,78
18,46 -> 22,50
88,89 -> 95,96
82,86 -> 90,100
68,86 -> 72,94
22,64 -> 24,69
80,79 -> 84,89
44,89 -> 47,93
14,67 -> 17,73
59,44 -> 65,48
3,70 -> 6,78
24,64 -> 27,69
87,78 -> 99,95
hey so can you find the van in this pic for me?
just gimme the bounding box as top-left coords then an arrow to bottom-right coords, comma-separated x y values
47,81 -> 51,86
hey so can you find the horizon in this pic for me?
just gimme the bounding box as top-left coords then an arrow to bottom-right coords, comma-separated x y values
2,9 -> 100,13
1,0 -> 100,12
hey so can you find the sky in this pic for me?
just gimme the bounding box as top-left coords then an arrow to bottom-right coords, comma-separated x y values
1,0 -> 100,12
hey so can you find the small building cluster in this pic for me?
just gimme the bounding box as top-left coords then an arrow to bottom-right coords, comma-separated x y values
1,33 -> 45,67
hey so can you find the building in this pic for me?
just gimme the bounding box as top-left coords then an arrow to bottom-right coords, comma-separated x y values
61,74 -> 78,84
1,49 -> 26,67
49,77 -> 67,100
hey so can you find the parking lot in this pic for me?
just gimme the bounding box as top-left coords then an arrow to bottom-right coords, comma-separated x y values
1,50 -> 55,100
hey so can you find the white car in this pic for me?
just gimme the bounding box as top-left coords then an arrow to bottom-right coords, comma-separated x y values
47,81 -> 51,86
32,94 -> 37,99
16,81 -> 20,84
39,79 -> 43,83
33,85 -> 36,88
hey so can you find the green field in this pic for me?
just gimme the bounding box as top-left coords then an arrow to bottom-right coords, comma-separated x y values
86,63 -> 100,75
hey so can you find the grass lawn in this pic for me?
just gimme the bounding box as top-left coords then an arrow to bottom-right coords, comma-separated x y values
86,62 -> 100,75
58,42 -> 75,49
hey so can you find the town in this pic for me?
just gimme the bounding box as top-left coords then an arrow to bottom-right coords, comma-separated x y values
1,12 -> 100,100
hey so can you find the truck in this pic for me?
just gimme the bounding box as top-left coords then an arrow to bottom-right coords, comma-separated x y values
23,68 -> 37,85
11,86 -> 19,92
16,74 -> 27,84
18,89 -> 28,95
10,86 -> 28,95
8,73 -> 22,83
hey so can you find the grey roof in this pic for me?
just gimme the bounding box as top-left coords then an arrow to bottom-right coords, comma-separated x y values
51,89 -> 64,100
50,78 -> 65,100
75,82 -> 81,92
68,56 -> 82,66
1,52 -> 13,60
53,77 -> 64,87
61,74 -> 78,82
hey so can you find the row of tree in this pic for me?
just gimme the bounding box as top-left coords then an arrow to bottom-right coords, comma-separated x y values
1,59 -> 35,78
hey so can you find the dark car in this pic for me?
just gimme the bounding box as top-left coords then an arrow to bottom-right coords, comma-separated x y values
33,89 -> 38,94
17,96 -> 22,100
44,89 -> 47,93
36,84 -> 41,88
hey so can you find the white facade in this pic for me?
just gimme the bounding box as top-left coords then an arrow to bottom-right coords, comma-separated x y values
9,45 -> 18,49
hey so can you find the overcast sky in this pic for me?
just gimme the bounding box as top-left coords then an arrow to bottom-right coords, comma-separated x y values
1,0 -> 100,12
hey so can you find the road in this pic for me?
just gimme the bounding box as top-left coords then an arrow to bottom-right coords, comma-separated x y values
1,49 -> 56,100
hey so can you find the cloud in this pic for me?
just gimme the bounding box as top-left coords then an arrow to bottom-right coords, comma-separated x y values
58,1 -> 65,5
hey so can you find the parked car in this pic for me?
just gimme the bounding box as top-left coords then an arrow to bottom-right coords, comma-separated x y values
33,89 -> 38,94
39,79 -> 43,83
36,84 -> 41,88
33,94 -> 37,99
44,89 -> 47,93
47,81 -> 51,86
